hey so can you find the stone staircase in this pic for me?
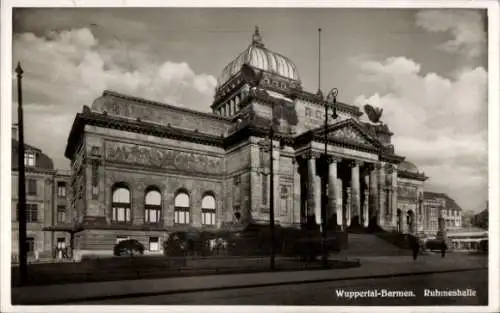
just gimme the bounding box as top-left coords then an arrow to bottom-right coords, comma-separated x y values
336,233 -> 408,257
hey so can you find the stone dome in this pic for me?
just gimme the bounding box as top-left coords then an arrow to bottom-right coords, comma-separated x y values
398,160 -> 419,174
216,26 -> 300,90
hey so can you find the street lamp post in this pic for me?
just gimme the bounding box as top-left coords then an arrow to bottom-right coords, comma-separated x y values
16,62 -> 28,284
268,116 -> 276,270
320,88 -> 339,267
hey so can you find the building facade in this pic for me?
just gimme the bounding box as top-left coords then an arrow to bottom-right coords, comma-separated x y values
11,126 -> 72,261
423,191 -> 463,235
64,28 -> 430,257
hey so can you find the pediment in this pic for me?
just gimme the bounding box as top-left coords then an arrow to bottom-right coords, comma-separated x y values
324,119 -> 381,149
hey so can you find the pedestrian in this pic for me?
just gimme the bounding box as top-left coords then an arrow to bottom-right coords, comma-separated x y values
441,241 -> 447,258
407,234 -> 420,260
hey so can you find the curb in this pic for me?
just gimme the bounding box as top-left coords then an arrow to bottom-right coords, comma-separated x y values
16,266 -> 487,305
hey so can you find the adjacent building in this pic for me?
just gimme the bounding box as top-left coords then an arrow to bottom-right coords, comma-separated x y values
62,27 -> 433,258
11,126 -> 72,261
423,191 -> 463,234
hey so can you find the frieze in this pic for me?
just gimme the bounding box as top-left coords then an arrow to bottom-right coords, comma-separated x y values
328,126 -> 372,146
326,156 -> 342,164
300,150 -> 321,160
105,141 -> 223,175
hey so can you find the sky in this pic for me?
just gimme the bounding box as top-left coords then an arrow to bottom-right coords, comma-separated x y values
10,7 -> 488,212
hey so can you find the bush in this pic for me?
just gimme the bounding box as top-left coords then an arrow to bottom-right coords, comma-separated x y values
425,239 -> 447,251
163,231 -> 218,257
113,239 -> 145,257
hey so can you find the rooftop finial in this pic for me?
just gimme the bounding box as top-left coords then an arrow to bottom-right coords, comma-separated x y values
252,26 -> 264,47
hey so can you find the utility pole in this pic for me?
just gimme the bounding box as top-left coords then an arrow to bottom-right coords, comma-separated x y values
16,62 -> 28,285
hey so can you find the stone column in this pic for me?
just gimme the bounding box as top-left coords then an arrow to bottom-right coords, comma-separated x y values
401,209 -> 408,234
314,172 -> 322,226
305,151 -> 318,219
391,164 -> 398,226
363,171 -> 370,228
336,178 -> 343,226
327,156 -> 340,223
272,140 -> 281,222
377,162 -> 386,226
350,161 -> 361,226
369,164 -> 378,224
250,140 -> 260,214
385,164 -> 393,227
293,158 -> 301,226
345,187 -> 351,227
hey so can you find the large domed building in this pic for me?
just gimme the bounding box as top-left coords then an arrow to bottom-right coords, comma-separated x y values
63,27 -> 429,257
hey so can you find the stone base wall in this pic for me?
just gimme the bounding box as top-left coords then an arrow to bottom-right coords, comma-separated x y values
74,228 -> 168,255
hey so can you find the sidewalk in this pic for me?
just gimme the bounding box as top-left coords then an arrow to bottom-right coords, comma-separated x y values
11,253 -> 488,305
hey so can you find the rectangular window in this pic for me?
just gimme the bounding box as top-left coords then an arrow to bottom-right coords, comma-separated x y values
24,152 -> 36,167
57,205 -> 66,223
202,209 -> 216,225
26,237 -> 35,253
26,204 -> 38,222
280,198 -> 288,216
174,207 -> 190,224
262,174 -> 268,205
149,237 -> 159,251
112,206 -> 131,223
27,179 -> 37,196
57,182 -> 66,197
57,237 -> 66,249
145,206 -> 161,223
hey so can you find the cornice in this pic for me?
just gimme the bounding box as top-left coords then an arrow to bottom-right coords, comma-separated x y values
398,170 -> 428,181
66,107 -> 409,170
12,167 -> 57,175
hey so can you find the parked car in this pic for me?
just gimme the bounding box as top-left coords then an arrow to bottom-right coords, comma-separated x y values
113,239 -> 145,257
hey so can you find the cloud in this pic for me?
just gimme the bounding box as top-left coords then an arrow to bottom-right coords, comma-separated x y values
12,27 -> 217,168
415,9 -> 487,58
354,56 -> 488,210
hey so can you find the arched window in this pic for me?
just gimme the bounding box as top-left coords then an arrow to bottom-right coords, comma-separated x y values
174,191 -> 190,224
112,185 -> 131,223
145,188 -> 161,224
201,194 -> 216,226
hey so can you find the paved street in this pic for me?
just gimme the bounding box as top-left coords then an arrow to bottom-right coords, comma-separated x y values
12,253 -> 488,305
79,268 -> 488,305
